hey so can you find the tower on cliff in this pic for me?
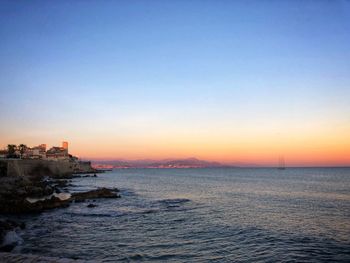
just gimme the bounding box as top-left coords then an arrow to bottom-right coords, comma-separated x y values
62,141 -> 68,152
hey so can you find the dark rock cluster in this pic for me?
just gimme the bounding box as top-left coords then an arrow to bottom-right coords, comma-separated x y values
0,174 -> 119,214
0,171 -> 120,252
0,219 -> 25,252
0,175 -> 58,213
72,188 -> 120,202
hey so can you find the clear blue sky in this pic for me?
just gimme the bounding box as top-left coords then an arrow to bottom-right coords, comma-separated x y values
0,0 -> 349,165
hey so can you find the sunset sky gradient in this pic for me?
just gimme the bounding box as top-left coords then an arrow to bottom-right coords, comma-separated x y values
0,1 -> 349,166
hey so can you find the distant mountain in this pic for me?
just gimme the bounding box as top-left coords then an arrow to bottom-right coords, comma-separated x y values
91,157 -> 232,169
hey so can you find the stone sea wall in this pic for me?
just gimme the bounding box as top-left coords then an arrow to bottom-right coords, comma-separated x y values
0,159 -> 73,178
72,161 -> 96,174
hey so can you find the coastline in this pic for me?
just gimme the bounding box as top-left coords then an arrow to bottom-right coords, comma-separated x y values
0,159 -> 120,257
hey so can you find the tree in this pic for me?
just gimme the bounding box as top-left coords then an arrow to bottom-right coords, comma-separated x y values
18,144 -> 27,159
7,144 -> 18,158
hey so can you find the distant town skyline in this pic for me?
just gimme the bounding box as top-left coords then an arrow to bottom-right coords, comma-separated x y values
1,1 -> 349,166
0,141 -> 70,160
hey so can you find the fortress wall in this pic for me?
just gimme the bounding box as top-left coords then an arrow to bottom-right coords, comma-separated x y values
75,161 -> 96,173
0,159 -> 74,178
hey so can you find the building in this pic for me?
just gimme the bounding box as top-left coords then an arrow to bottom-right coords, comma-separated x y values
46,147 -> 69,160
23,144 -> 47,159
32,144 -> 47,159
1,141 -> 70,160
0,150 -> 8,159
46,142 -> 69,160
62,141 -> 68,151
39,144 -> 47,151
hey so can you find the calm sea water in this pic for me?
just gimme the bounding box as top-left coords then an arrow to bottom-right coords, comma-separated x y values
15,168 -> 350,262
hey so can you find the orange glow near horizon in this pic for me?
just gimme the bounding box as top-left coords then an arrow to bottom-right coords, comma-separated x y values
68,129 -> 350,167
1,120 -> 349,167
1,137 -> 348,166
1,0 -> 350,168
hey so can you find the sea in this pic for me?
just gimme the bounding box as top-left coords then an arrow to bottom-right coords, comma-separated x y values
12,168 -> 350,262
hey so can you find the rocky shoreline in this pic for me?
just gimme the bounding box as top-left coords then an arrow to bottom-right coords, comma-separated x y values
0,168 -> 120,254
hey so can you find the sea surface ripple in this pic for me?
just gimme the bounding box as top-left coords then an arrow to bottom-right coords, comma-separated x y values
13,168 -> 350,262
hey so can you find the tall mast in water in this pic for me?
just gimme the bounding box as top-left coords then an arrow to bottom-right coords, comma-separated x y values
278,155 -> 286,170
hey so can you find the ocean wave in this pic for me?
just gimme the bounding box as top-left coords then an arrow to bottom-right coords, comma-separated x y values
64,212 -> 113,218
156,198 -> 191,206
1,230 -> 23,250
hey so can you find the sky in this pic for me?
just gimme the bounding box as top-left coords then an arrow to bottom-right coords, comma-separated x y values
0,0 -> 350,166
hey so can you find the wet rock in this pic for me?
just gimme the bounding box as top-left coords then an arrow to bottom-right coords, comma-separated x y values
0,220 -> 25,252
0,170 -> 120,214
0,244 -> 15,252
28,196 -> 71,212
52,179 -> 69,187
73,173 -> 99,178
25,185 -> 53,197
0,196 -> 71,214
0,173 -> 73,213
0,175 -> 69,213
19,222 -> 25,229
71,188 -> 120,202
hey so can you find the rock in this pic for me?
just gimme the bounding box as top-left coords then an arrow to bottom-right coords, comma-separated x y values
0,170 -> 120,214
28,196 -> 71,212
87,203 -> 97,208
0,243 -> 15,252
71,188 -> 120,202
0,230 -> 22,252
0,195 -> 71,214
0,219 -> 25,252
19,222 -> 25,229
52,179 -> 69,187
0,173 -> 72,213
